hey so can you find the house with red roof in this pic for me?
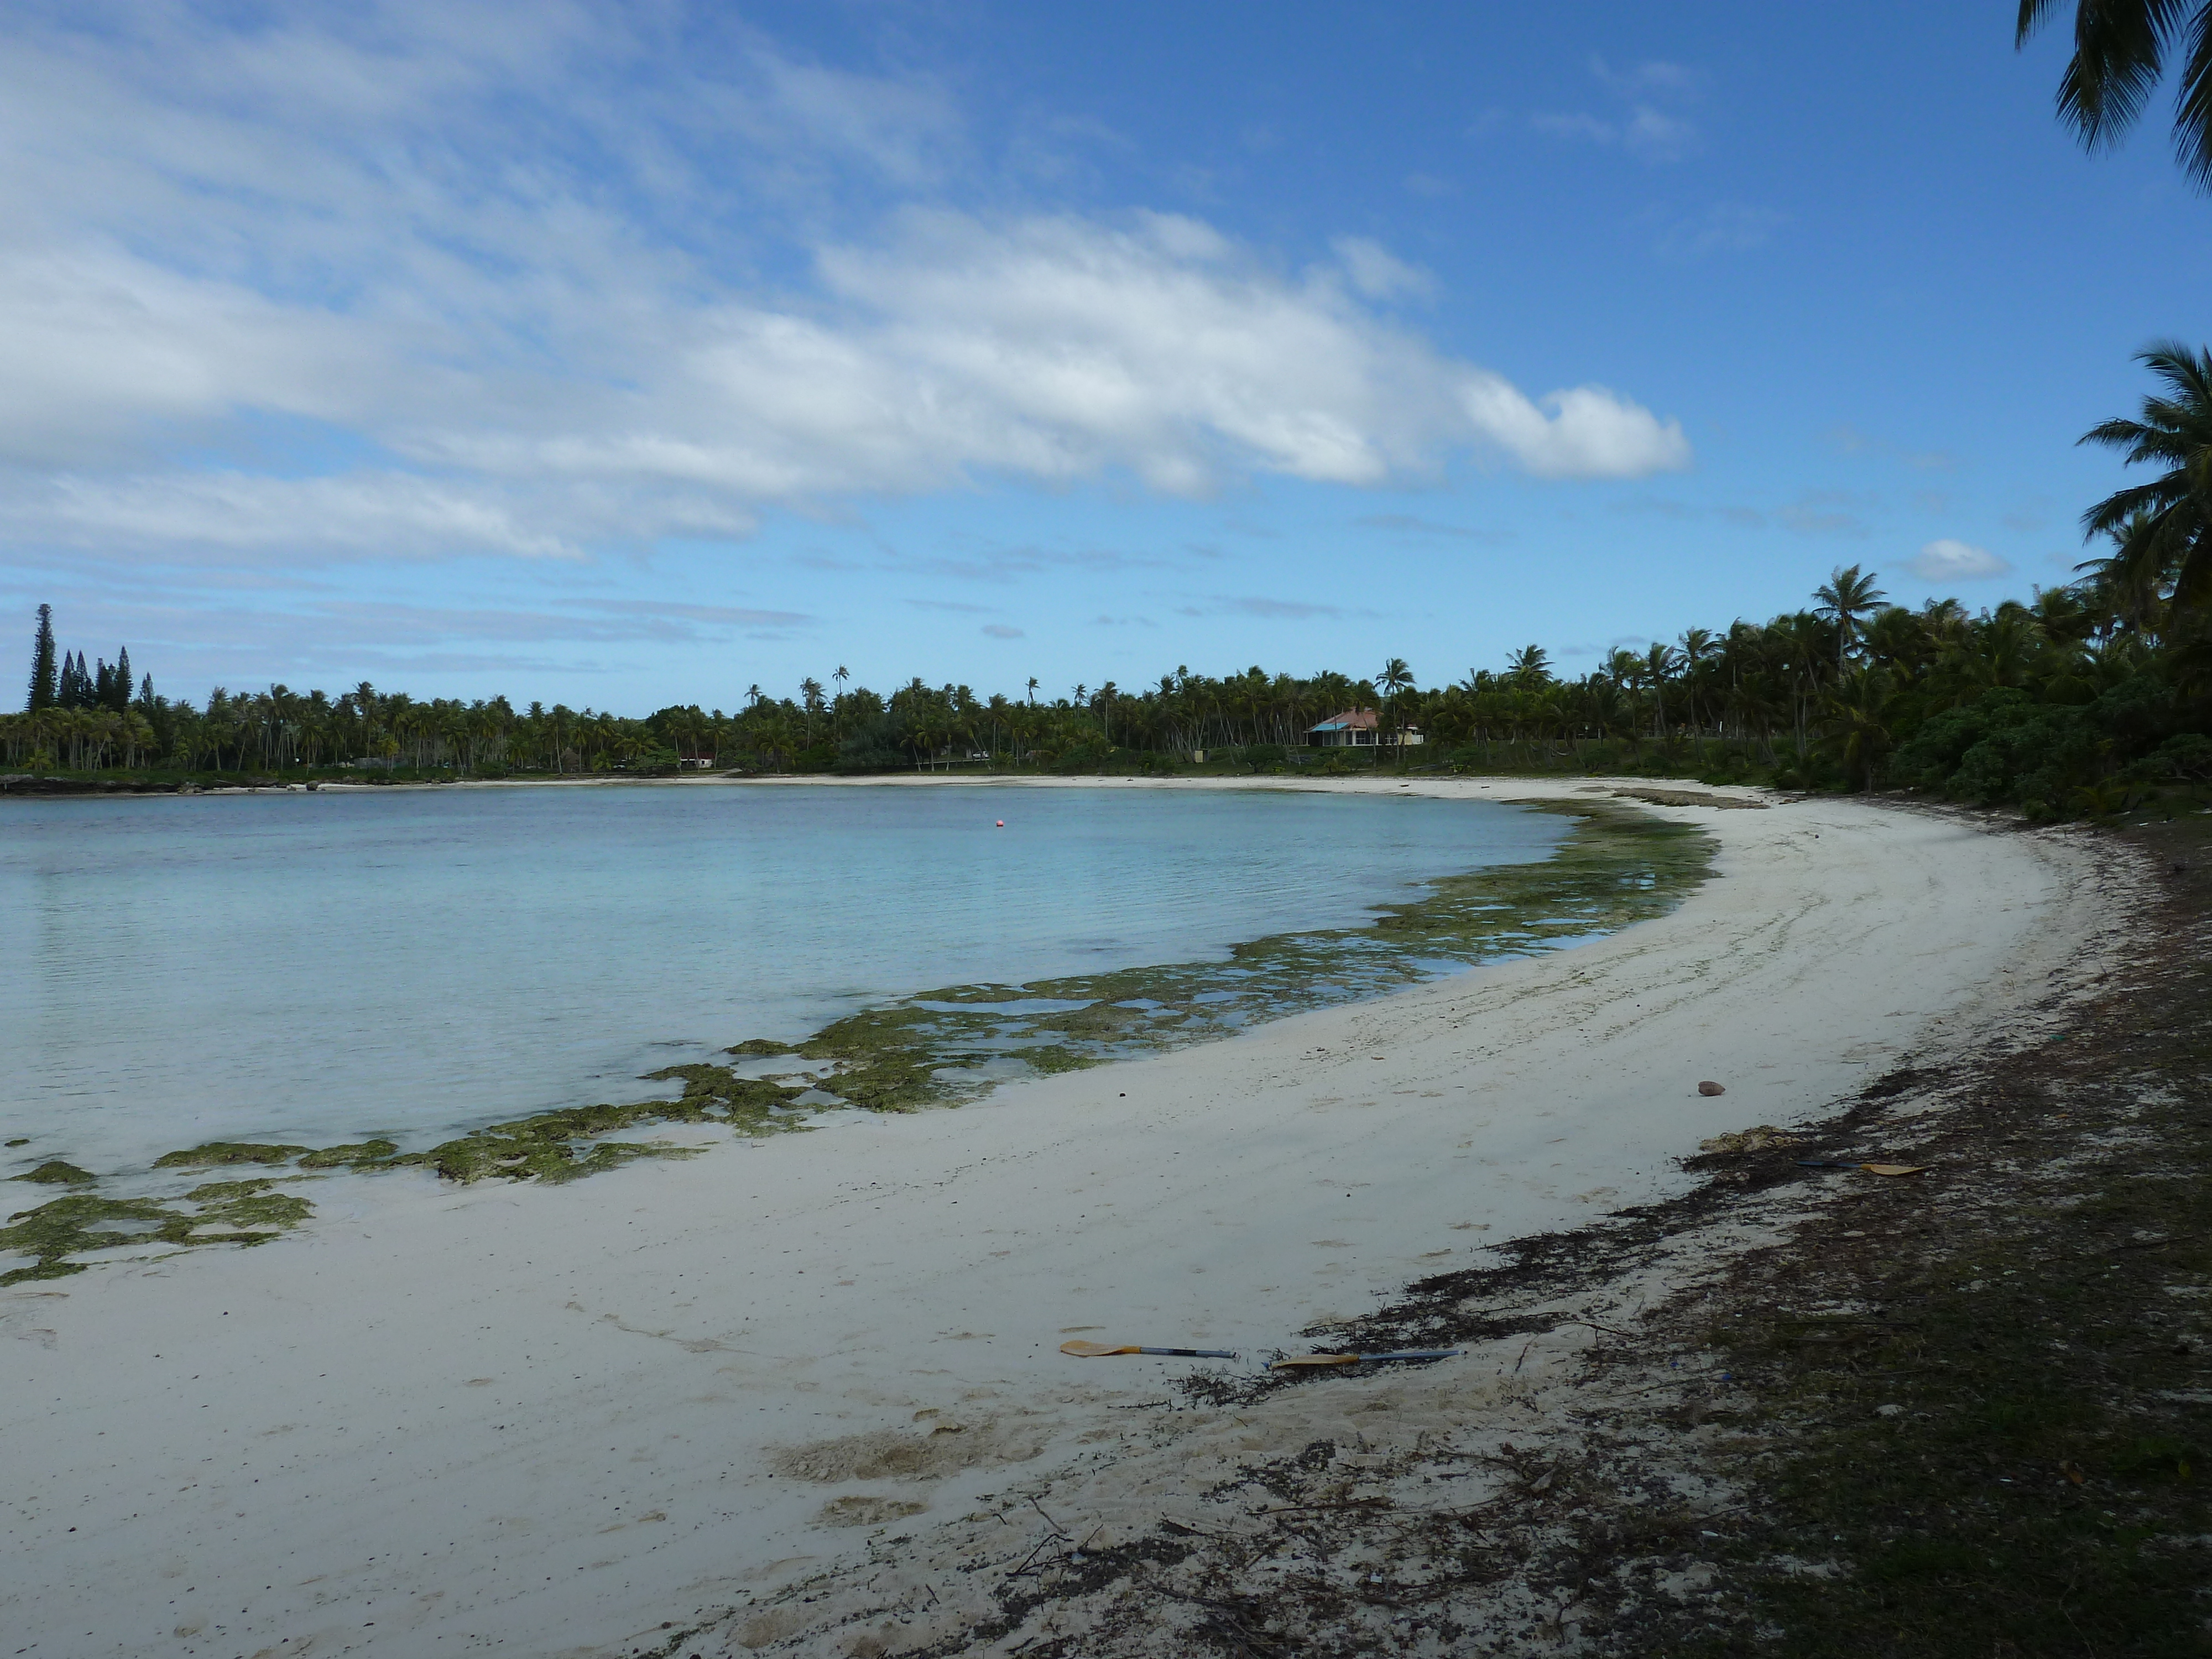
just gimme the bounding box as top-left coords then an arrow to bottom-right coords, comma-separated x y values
1308,708 -> 1423,748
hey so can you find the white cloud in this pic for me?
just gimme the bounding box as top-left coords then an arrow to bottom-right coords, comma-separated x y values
1908,539 -> 2012,582
1460,379 -> 1691,479
31,472 -> 585,561
1331,236 -> 1434,301
0,4 -> 1692,567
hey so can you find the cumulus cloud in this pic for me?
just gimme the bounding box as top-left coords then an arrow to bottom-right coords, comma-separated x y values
1908,539 -> 2012,582
0,3 -> 1692,568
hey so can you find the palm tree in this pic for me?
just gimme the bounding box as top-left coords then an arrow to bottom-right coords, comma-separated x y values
1025,676 -> 1039,706
1814,565 -> 1886,676
1374,656 -> 1413,760
2017,2 -> 2212,188
1825,667 -> 1896,791
1677,626 -> 1717,741
1505,644 -> 1552,688
2076,509 -> 2167,634
2078,341 -> 2212,634
1643,642 -> 1681,740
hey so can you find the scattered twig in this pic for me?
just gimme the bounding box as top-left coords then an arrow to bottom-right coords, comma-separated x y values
1572,1317 -> 1640,1341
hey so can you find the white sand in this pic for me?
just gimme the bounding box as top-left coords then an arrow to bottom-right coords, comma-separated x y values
0,780 -> 2107,1657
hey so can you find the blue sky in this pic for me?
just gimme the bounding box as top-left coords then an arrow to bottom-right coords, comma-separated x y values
3,2 -> 2208,709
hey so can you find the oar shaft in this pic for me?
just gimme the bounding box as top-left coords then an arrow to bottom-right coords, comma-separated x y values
1137,1347 -> 1237,1358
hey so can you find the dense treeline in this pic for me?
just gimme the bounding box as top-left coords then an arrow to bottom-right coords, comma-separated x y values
9,347 -> 2211,818
5,557 -> 2204,820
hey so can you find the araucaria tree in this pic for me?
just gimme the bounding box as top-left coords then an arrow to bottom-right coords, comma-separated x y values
25,603 -> 56,713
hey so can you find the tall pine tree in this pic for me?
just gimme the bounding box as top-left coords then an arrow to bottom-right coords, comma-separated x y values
26,606 -> 57,712
112,646 -> 132,713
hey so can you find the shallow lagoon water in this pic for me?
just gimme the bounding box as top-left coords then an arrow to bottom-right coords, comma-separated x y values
1,782 -> 1566,1173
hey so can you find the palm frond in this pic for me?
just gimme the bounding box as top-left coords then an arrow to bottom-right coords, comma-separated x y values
2174,528 -> 2212,611
2137,337 -> 2212,400
2019,0 -> 2066,48
2180,4 -> 2212,185
2065,0 -> 2187,146
2081,478 -> 2180,536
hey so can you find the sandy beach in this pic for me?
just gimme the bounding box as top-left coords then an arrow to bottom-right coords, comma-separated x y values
0,778 -> 2114,1658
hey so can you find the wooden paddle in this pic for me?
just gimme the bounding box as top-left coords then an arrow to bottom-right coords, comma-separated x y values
1060,1340 -> 1239,1358
1269,1349 -> 1462,1370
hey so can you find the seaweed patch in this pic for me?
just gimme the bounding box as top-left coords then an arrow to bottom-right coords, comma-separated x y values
0,1182 -> 316,1287
9,1161 -> 96,1186
152,1141 -> 314,1169
771,802 -> 1711,1117
299,1138 -> 400,1169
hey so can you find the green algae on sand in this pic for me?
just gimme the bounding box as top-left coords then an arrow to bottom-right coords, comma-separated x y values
770,801 -> 1712,1116
299,1138 -> 400,1169
392,1064 -> 815,1185
0,1181 -> 316,1286
7,800 -> 1708,1288
10,1160 -> 96,1186
153,1141 -> 314,1169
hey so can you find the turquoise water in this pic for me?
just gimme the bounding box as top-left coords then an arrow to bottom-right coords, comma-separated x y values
0,782 -> 1566,1175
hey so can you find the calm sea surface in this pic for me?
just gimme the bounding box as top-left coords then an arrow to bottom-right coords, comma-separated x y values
0,783 -> 1565,1174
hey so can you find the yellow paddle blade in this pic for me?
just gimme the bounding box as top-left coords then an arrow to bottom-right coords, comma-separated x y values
1268,1353 -> 1359,1369
1060,1340 -> 1140,1357
1860,1163 -> 1928,1177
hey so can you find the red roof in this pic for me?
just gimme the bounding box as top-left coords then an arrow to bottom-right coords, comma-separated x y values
1311,708 -> 1379,732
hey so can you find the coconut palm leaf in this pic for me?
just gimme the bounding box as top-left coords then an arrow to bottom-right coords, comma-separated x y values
2078,340 -> 2212,628
2019,1 -> 2212,187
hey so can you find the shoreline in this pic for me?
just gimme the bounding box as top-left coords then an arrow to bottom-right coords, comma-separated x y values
0,780 -> 2107,1657
4,781 -> 1697,1214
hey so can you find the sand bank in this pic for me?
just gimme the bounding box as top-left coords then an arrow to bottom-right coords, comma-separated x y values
0,780 -> 2107,1657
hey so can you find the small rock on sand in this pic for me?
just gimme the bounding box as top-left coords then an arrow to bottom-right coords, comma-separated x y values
1698,1081 -> 1726,1096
